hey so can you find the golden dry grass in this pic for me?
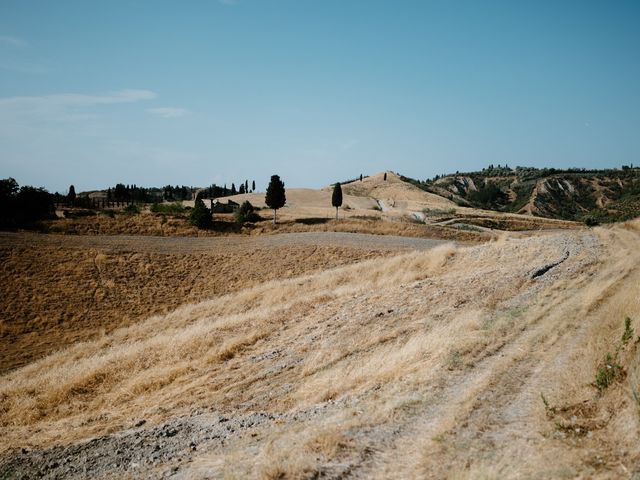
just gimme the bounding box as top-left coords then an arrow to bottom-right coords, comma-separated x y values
1,221 -> 638,478
0,233 -> 395,373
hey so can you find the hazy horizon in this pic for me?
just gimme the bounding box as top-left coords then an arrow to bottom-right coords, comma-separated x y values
1,1 -> 639,193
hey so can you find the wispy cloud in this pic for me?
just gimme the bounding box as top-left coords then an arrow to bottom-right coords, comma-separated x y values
0,89 -> 157,135
0,35 -> 27,48
0,89 -> 157,114
146,107 -> 190,118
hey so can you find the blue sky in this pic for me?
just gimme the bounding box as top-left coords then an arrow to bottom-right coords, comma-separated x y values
1,0 -> 639,193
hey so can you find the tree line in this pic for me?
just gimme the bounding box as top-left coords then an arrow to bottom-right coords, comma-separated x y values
1,173 -> 358,230
0,178 -> 55,228
190,174 -> 349,228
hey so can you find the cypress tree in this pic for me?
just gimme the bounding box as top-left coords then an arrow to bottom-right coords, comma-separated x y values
384,172 -> 387,181
252,180 -> 256,192
231,183 -> 237,195
332,182 -> 343,220
265,175 -> 286,225
68,185 -> 76,205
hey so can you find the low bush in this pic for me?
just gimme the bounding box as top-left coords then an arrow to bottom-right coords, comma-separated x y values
234,201 -> 261,224
595,353 -> 623,391
123,204 -> 140,215
150,202 -> 186,215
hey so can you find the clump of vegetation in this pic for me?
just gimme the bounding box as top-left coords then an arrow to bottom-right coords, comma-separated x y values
583,216 -> 599,227
422,207 -> 456,217
622,316 -> 635,344
594,317 -> 635,392
0,177 -> 55,229
189,198 -> 212,228
63,209 -> 96,219
234,201 -> 260,224
595,353 -> 623,392
452,223 -> 482,232
150,202 -> 186,215
467,183 -> 509,208
122,204 -> 140,215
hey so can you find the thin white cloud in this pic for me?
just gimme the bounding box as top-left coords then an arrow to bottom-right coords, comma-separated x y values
146,107 -> 190,118
0,35 -> 27,48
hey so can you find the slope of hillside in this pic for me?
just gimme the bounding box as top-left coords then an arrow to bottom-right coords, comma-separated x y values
341,171 -> 457,213
418,167 -> 640,223
2,221 -> 638,478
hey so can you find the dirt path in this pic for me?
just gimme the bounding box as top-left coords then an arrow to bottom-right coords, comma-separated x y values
358,228 -> 638,478
0,231 -> 447,254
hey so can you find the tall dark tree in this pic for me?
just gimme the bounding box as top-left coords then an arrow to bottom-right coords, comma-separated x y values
68,185 -> 76,205
0,178 -> 19,227
332,182 -> 343,220
252,180 -> 256,192
359,174 -> 363,182
231,183 -> 237,195
383,172 -> 387,181
265,175 -> 286,225
239,184 -> 246,194
245,180 -> 249,193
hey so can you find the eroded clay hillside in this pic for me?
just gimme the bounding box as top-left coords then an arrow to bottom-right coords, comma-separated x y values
417,167 -> 640,223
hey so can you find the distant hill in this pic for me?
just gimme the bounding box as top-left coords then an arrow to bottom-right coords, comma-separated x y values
401,166 -> 640,223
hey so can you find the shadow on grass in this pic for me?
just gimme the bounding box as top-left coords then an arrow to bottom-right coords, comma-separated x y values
295,217 -> 331,225
209,220 -> 243,233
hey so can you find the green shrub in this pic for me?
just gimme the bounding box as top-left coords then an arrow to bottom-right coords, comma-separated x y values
150,202 -> 185,215
123,204 -> 140,215
595,353 -> 622,391
234,201 -> 261,224
189,198 -> 212,228
622,317 -> 634,344
422,207 -> 456,217
584,216 -> 599,227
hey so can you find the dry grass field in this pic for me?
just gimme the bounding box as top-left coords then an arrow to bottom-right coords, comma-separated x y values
0,231 -> 428,374
1,218 -> 638,478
